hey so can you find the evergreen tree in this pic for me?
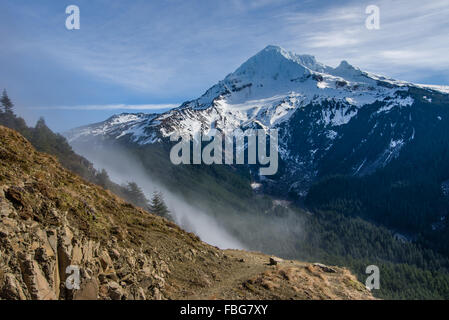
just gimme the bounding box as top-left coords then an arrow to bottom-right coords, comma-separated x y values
32,117 -> 53,149
35,117 -> 47,129
149,191 -> 171,219
1,89 -> 14,114
123,182 -> 149,209
96,169 -> 111,189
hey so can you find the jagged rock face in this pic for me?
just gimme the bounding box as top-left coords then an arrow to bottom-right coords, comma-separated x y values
0,205 -> 170,300
65,45 -> 449,196
0,126 -> 373,300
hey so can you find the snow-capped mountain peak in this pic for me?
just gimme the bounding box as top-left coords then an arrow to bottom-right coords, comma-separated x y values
67,45 -> 444,141
330,60 -> 365,80
66,45 -> 425,143
66,45 -> 449,196
228,45 -> 324,82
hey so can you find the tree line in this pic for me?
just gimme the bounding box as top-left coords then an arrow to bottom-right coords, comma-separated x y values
0,89 -> 172,220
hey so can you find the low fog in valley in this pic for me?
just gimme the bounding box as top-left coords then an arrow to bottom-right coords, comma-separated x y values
70,142 -> 305,258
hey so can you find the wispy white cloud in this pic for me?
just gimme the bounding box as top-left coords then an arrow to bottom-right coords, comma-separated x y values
306,31 -> 362,48
279,0 -> 449,82
28,104 -> 178,111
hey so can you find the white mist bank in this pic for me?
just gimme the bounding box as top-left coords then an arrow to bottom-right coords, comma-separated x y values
72,145 -> 245,250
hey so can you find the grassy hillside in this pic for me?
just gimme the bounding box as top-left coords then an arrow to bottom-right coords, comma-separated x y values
0,112 -> 151,212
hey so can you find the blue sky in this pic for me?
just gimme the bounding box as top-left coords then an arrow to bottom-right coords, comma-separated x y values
1,0 -> 449,132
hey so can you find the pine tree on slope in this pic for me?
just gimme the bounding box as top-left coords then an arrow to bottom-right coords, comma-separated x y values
1,89 -> 14,114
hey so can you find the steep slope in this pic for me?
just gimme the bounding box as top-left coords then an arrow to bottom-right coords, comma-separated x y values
0,126 -> 372,300
0,112 -> 152,212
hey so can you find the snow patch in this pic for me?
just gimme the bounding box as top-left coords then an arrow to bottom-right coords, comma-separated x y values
377,96 -> 414,113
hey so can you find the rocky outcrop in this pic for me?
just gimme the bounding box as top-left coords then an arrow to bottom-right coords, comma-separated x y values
0,126 -> 373,300
0,194 -> 188,300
